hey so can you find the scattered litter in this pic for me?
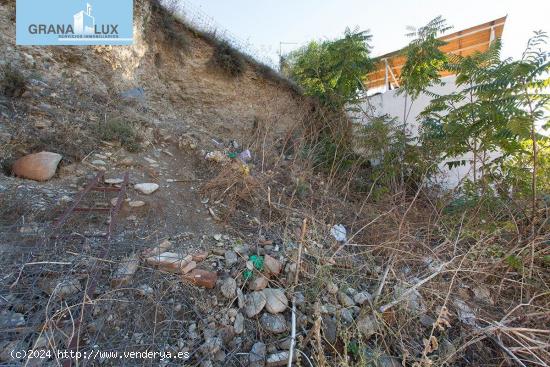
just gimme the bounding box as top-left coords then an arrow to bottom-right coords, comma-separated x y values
205,151 -> 230,164
330,224 -> 347,242
453,299 -> 477,326
238,149 -> 252,163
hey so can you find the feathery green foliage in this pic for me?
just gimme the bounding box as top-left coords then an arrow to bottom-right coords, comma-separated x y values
285,28 -> 373,109
399,16 -> 452,99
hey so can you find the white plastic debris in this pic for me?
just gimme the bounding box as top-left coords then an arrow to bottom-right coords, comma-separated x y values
238,149 -> 252,163
453,299 -> 477,326
330,224 -> 347,242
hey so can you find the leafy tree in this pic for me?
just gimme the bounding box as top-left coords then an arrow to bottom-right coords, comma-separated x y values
399,16 -> 452,99
420,40 -> 512,185
489,31 -> 550,225
285,28 -> 373,109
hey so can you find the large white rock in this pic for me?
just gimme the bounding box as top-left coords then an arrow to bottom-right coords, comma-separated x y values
134,183 -> 159,195
263,288 -> 288,314
12,151 -> 62,181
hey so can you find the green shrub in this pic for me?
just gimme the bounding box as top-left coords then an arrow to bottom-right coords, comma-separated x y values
1,64 -> 26,98
96,119 -> 141,152
212,41 -> 246,77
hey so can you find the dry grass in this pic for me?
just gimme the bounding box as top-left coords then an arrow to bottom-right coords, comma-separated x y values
1,63 -> 26,98
199,115 -> 550,366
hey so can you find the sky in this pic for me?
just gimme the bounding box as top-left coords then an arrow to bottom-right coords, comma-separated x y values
183,0 -> 550,66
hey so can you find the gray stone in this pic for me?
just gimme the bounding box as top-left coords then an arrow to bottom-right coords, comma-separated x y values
249,275 -> 268,291
263,288 -> 288,314
357,314 -> 378,339
260,313 -> 287,334
201,336 -> 222,356
338,291 -> 355,308
354,291 -> 373,306
420,314 -> 435,327
244,291 -> 266,317
376,356 -> 402,367
263,254 -> 282,275
339,308 -> 354,324
233,312 -> 244,334
249,342 -> 266,367
224,250 -> 238,267
394,284 -> 426,314
278,338 -> 291,350
294,292 -> 305,306
234,244 -> 250,257
220,277 -> 237,299
237,288 -> 245,309
120,87 -> 145,101
320,304 -> 337,315
266,351 -> 295,367
322,315 -> 337,344
0,311 -> 25,328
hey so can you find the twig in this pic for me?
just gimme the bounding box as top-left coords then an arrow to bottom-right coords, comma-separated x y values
374,256 -> 394,302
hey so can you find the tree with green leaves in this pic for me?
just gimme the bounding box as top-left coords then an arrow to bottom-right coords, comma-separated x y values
285,28 -> 373,110
420,40 -> 512,186
399,16 -> 452,100
490,31 -> 550,228
420,31 -> 549,229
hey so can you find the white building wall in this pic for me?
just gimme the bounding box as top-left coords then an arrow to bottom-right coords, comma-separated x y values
353,75 -> 497,189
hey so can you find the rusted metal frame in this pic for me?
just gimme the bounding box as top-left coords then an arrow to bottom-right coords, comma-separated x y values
73,207 -> 111,212
62,172 -> 128,367
90,186 -> 122,192
51,172 -> 104,231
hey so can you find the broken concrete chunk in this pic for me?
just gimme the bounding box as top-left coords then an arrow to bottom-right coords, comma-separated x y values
142,240 -> 172,257
182,269 -> 218,289
12,151 -> 62,181
145,252 -> 193,273
111,254 -> 140,287
192,251 -> 209,262
181,260 -> 197,274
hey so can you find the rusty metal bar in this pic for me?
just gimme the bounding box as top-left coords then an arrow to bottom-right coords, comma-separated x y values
62,172 -> 129,367
90,186 -> 122,192
51,172 -> 104,231
73,207 -> 111,212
